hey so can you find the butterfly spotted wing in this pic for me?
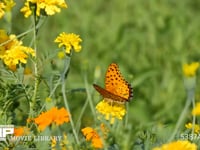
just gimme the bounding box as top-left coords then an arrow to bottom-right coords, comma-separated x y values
93,63 -> 133,103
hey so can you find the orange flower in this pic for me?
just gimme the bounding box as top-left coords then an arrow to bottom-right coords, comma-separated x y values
54,107 -> 70,125
82,127 -> 103,149
34,107 -> 70,131
14,126 -> 30,136
34,111 -> 53,131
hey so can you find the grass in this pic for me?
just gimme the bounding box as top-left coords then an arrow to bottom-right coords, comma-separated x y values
0,0 -> 200,149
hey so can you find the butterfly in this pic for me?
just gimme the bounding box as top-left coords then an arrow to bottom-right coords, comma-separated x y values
93,63 -> 133,103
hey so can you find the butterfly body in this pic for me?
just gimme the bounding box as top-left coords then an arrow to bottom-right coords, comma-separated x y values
93,63 -> 133,104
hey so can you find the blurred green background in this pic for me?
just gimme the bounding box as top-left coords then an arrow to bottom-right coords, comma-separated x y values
1,0 -> 200,145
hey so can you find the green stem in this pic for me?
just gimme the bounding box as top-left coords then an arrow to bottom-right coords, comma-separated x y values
192,97 -> 196,134
75,74 -> 96,131
61,56 -> 80,145
168,89 -> 194,141
75,96 -> 89,131
0,28 -> 34,47
29,15 -> 39,118
125,103 -> 129,128
84,74 -> 96,118
49,77 -> 61,97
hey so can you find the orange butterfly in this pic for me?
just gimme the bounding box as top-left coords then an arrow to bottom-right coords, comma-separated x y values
93,63 -> 133,103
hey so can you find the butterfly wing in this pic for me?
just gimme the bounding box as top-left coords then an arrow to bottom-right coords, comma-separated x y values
105,63 -> 133,101
93,84 -> 128,103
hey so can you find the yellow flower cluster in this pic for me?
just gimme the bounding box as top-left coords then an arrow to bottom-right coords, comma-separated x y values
153,140 -> 197,150
183,62 -> 199,77
20,0 -> 67,18
0,0 -> 15,19
54,32 -> 82,54
185,122 -> 200,134
185,102 -> 200,134
96,100 -> 126,124
51,133 -> 72,150
0,30 -> 35,71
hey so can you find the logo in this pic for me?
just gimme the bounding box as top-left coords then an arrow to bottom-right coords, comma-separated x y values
0,125 -> 14,141
0,125 -> 62,142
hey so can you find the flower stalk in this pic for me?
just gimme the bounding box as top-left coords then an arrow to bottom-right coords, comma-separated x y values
61,54 -> 80,145
169,62 -> 199,141
29,14 -> 39,118
168,89 -> 194,141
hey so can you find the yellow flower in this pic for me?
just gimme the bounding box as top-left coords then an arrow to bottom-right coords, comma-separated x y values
192,102 -> 200,116
1,46 -> 35,70
0,2 -> 5,19
81,127 -> 103,149
57,51 -> 65,59
0,30 -> 22,54
183,62 -> 199,77
0,0 -> 15,19
20,0 -> 67,18
0,30 -> 35,71
185,122 -> 200,134
54,32 -> 82,54
153,140 -> 197,150
3,0 -> 15,12
34,107 -> 70,131
51,136 -> 57,149
20,1 -> 32,18
96,100 -> 126,124
59,133 -> 73,150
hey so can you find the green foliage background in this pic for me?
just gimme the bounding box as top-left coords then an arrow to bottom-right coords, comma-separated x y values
1,0 -> 200,149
